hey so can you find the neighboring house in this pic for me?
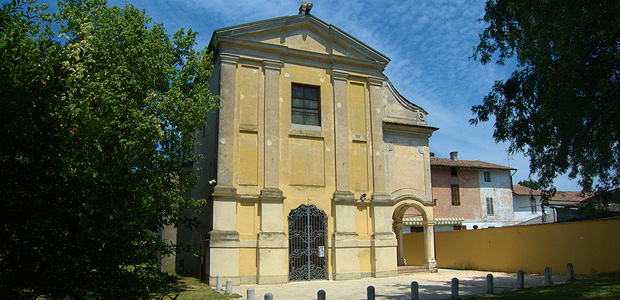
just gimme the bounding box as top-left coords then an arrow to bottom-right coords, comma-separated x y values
403,151 -> 516,231
512,184 -> 543,224
162,3 -> 439,285
514,184 -> 594,224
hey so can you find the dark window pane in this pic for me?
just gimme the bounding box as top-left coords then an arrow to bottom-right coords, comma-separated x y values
306,115 -> 319,126
292,112 -> 304,124
292,85 -> 304,98
304,87 -> 319,99
291,84 -> 321,126
292,98 -> 303,108
306,99 -> 319,109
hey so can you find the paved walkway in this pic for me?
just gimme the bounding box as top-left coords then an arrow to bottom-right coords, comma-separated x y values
232,269 -> 580,299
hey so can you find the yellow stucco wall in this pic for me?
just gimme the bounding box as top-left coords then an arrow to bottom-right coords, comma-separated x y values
231,60 -> 380,278
403,218 -> 620,275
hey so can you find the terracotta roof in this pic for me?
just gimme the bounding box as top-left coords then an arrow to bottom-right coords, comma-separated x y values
430,157 -> 515,170
513,184 -> 542,196
512,184 -> 590,203
551,191 -> 590,203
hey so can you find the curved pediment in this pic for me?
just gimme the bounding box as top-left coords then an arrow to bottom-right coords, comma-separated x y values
383,77 -> 429,127
209,14 -> 390,65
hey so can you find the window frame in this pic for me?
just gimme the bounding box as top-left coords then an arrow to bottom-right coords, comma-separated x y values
483,171 -> 491,182
291,83 -> 321,127
450,167 -> 458,177
451,184 -> 460,206
486,197 -> 495,216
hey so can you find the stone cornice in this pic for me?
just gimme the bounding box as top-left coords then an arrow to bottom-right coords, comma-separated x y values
263,59 -> 283,71
368,76 -> 383,87
217,37 -> 386,73
331,70 -> 350,81
383,121 -> 439,138
219,53 -> 239,65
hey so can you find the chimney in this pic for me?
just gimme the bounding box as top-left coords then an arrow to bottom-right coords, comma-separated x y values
430,152 -> 435,157
450,151 -> 458,161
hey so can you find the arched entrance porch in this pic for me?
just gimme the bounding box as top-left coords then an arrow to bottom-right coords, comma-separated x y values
392,190 -> 437,272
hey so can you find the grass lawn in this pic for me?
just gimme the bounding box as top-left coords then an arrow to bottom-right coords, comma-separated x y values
175,277 -> 241,300
467,272 -> 620,300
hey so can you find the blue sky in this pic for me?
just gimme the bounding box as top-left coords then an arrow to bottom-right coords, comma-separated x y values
40,0 -> 582,190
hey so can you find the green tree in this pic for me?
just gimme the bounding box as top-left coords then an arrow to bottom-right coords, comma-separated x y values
518,179 -> 542,191
0,0 -> 217,298
471,0 -> 620,191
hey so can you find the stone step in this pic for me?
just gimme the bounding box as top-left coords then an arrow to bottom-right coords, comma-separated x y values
398,266 -> 428,275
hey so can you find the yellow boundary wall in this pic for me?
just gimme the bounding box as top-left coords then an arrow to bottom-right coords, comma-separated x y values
402,218 -> 620,275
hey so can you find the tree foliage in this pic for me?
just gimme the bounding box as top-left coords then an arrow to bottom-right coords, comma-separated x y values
471,0 -> 620,191
0,0 -> 217,298
518,179 -> 542,191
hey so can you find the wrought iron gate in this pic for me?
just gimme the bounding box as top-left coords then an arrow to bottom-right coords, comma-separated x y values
288,204 -> 328,281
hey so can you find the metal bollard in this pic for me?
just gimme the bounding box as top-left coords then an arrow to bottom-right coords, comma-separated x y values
367,285 -> 375,300
451,278 -> 459,299
544,267 -> 553,285
411,281 -> 419,300
226,279 -> 232,294
265,292 -> 273,300
318,289 -> 326,300
517,270 -> 525,289
486,274 -> 494,294
567,263 -> 575,281
247,288 -> 255,300
216,275 -> 222,290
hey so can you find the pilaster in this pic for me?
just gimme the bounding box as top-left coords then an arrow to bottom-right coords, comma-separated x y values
331,191 -> 361,280
263,59 -> 282,189
216,54 -> 239,186
332,70 -> 351,192
257,188 -> 287,284
368,76 -> 387,194
371,195 -> 398,278
209,185 -> 240,285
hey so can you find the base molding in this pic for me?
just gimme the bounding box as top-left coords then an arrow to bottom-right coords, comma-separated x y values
208,275 -> 239,286
373,270 -> 398,278
257,275 -> 289,285
332,272 -> 362,281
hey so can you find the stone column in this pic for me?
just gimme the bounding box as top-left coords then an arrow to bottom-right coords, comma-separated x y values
368,76 -> 397,278
423,220 -> 437,271
394,222 -> 406,266
257,59 -> 287,284
331,69 -> 361,280
209,53 -> 240,285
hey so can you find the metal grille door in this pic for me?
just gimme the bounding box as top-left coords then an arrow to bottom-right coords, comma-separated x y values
288,204 -> 327,281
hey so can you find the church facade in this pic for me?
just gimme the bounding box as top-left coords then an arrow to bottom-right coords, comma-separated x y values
163,3 -> 439,285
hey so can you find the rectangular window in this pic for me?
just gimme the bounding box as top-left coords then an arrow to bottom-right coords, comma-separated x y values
451,184 -> 460,206
292,83 -> 320,126
451,167 -> 458,177
530,198 -> 537,213
483,171 -> 491,182
486,197 -> 494,215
